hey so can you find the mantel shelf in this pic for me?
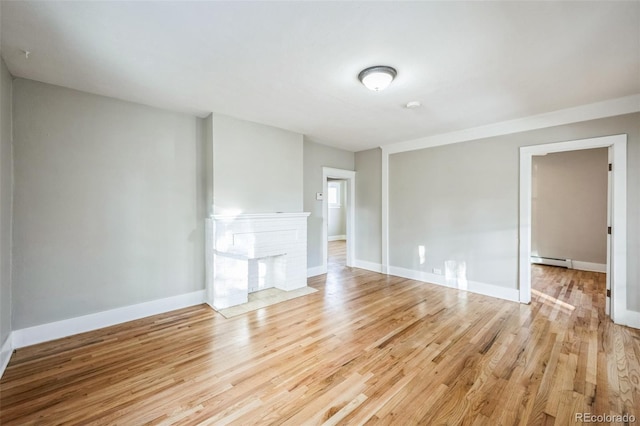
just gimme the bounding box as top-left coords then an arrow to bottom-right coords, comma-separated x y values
212,212 -> 310,221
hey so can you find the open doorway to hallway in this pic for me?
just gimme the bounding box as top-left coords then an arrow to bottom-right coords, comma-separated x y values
327,178 -> 347,270
328,240 -> 346,269
321,167 -> 355,274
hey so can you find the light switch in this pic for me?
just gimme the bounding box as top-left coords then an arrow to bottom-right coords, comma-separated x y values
316,192 -> 323,200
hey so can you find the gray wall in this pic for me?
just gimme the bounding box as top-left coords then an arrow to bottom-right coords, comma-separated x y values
328,180 -> 346,238
354,148 -> 382,265
0,59 -> 12,346
532,148 -> 608,264
212,113 -> 303,215
388,112 -> 639,310
12,79 -> 206,329
303,138 -> 354,269
390,138 -> 518,288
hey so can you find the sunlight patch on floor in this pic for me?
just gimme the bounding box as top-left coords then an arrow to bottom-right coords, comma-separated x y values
532,288 -> 576,312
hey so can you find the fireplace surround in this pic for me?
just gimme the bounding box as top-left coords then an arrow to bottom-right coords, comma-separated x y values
205,212 -> 310,310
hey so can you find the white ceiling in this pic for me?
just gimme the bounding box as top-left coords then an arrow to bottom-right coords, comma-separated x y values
1,1 -> 639,152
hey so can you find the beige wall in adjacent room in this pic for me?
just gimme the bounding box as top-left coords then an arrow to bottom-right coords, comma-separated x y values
532,148 -> 608,264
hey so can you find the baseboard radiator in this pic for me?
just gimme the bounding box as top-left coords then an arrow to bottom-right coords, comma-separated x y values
530,256 -> 573,268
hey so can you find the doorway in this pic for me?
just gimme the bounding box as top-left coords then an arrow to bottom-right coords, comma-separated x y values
530,147 -> 608,313
519,134 -> 628,325
327,179 -> 347,268
322,167 -> 355,273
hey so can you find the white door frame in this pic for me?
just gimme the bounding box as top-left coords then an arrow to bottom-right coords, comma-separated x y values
606,146 -> 612,316
519,134 -> 627,324
322,167 -> 356,271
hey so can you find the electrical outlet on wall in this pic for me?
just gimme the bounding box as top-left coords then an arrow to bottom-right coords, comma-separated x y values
432,268 -> 442,275
316,192 -> 323,200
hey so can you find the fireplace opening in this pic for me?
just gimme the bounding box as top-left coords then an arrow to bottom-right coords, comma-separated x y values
249,255 -> 286,293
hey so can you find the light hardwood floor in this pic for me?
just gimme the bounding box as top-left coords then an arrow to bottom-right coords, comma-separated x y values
1,260 -> 638,425
328,240 -> 347,268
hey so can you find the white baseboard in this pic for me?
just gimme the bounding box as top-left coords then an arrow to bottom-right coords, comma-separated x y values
307,265 -> 327,278
328,235 -> 346,242
354,259 -> 382,273
571,261 -> 607,273
1,334 -> 13,379
12,290 -> 206,349
531,257 -> 606,274
531,256 -> 572,268
615,309 -> 640,330
388,266 -> 520,303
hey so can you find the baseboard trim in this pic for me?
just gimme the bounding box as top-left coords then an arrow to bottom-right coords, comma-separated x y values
307,265 -> 327,278
571,261 -> 607,273
328,235 -> 346,242
12,290 -> 206,349
531,257 -> 607,273
0,334 -> 13,379
531,256 -> 571,268
388,266 -> 520,303
616,309 -> 640,330
354,259 -> 383,273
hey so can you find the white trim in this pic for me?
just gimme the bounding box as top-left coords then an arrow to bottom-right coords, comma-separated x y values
609,137 -> 628,326
307,265 -> 327,277
12,290 -> 206,348
1,334 -> 13,378
382,95 -> 640,155
381,147 -> 390,274
531,256 -> 572,269
519,134 -> 629,326
519,149 -> 533,304
606,145 -> 612,316
530,257 -> 607,273
571,261 -> 607,273
617,311 -> 640,330
322,168 -> 356,274
328,235 -> 346,242
388,266 -> 520,302
354,259 -> 383,273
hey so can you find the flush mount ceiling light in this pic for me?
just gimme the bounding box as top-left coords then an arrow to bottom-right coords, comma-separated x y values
358,65 -> 397,91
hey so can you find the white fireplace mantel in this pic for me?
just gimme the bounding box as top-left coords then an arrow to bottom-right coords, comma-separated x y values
205,212 -> 310,310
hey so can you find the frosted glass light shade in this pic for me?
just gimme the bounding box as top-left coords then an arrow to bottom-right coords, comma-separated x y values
358,66 -> 397,91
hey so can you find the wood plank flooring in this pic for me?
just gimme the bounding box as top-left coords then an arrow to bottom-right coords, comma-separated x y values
1,260 -> 639,425
328,240 -> 346,269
